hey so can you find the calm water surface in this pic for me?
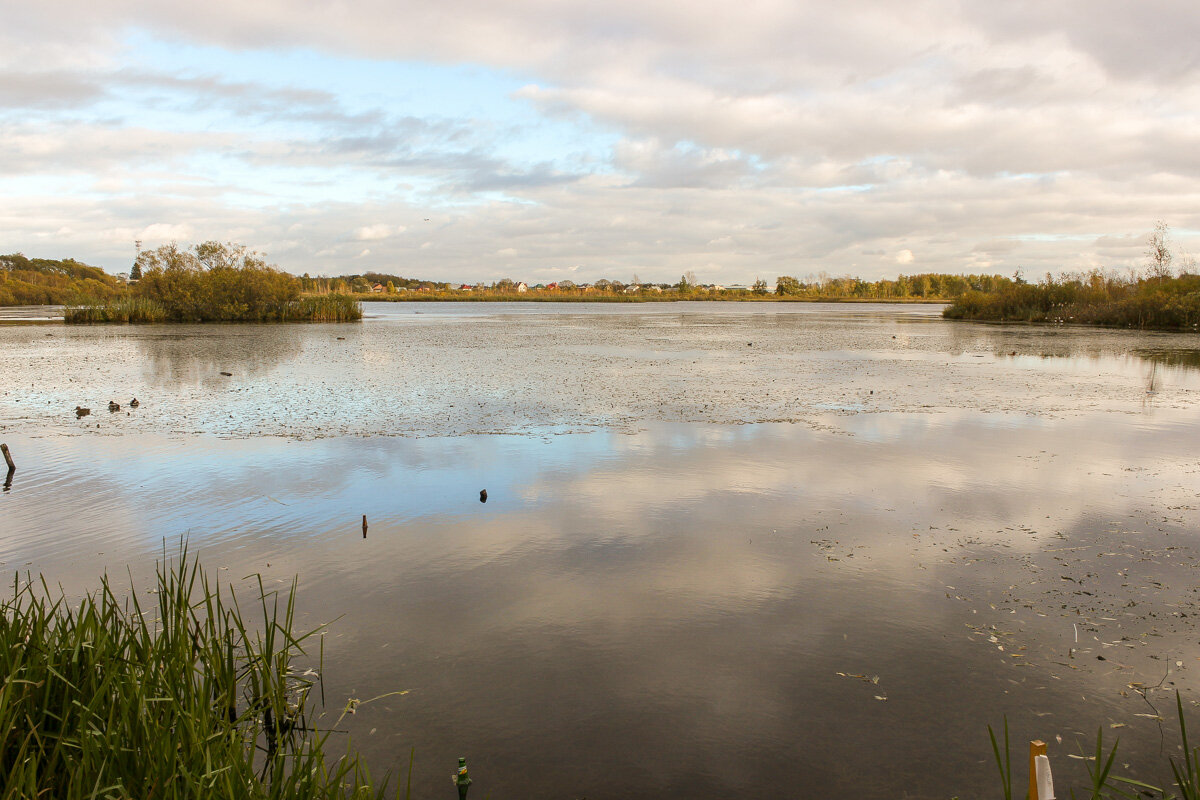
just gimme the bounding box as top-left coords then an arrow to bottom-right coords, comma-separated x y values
3,302 -> 1200,798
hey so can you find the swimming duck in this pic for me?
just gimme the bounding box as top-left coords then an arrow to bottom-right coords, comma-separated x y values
108,401 -> 120,412
129,398 -> 139,408
75,406 -> 90,418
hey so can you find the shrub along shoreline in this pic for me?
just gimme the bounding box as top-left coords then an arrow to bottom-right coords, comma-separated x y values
943,272 -> 1200,330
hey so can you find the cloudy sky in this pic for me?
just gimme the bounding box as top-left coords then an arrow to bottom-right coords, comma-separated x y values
4,1 -> 1199,284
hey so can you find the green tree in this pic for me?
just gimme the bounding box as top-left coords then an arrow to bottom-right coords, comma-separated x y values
776,275 -> 802,296
752,278 -> 769,295
133,241 -> 300,321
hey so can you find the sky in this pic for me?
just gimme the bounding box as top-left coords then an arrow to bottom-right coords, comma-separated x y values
3,1 -> 1200,285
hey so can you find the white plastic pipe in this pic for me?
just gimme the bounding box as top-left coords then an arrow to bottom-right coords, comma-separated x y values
1035,753 -> 1056,800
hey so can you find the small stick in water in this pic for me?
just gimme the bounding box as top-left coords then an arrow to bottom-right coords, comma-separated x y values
0,443 -> 13,472
362,514 -> 368,538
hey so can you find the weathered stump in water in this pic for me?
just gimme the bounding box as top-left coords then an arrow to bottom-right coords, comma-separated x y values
362,514 -> 368,538
0,443 -> 13,472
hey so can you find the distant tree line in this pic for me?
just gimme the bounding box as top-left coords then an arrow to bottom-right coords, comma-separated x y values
0,254 -> 125,305
304,270 -> 999,302
772,271 -> 1004,300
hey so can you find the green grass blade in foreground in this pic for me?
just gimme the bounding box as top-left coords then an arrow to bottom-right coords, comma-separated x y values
0,548 -> 397,798
1171,691 -> 1200,800
988,717 -> 1014,800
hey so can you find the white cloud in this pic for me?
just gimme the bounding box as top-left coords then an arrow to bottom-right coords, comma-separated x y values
1,1 -> 1199,281
353,224 -> 399,241
138,223 -> 195,242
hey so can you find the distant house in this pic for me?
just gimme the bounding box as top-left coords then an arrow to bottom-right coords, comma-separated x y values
459,284 -> 473,291
546,282 -> 558,290
624,285 -> 639,294
516,282 -> 528,293
371,283 -> 385,293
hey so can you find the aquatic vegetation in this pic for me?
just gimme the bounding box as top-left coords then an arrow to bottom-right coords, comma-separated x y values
288,293 -> 363,322
987,718 -> 1015,800
0,548 -> 397,798
64,295 -> 169,323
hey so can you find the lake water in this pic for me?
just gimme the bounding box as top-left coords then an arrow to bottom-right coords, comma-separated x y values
3,301 -> 1200,798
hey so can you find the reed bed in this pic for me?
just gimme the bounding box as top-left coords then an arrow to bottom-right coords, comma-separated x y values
64,294 -> 362,323
286,293 -> 363,321
1,550 -> 395,799
64,296 -> 169,323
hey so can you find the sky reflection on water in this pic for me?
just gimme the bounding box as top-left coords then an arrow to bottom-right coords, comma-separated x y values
3,412 -> 1200,798
3,304 -> 1200,798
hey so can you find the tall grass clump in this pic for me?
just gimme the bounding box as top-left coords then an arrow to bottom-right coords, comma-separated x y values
286,293 -> 363,322
64,295 -> 168,323
0,549 -> 394,799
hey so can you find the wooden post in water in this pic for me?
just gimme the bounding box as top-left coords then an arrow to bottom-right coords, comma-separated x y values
362,514 -> 368,538
1,444 -> 13,490
1029,739 -> 1048,800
